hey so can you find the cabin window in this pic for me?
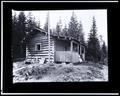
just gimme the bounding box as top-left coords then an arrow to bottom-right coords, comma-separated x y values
35,43 -> 41,51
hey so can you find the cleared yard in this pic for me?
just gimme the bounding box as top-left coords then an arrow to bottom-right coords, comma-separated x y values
13,61 -> 108,83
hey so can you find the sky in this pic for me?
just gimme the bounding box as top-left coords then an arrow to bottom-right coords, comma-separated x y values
12,9 -> 108,46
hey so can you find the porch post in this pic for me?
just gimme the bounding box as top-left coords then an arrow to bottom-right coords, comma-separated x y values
80,45 -> 81,55
84,46 -> 85,61
77,44 -> 79,53
70,41 -> 73,63
26,46 -> 29,59
70,41 -> 73,52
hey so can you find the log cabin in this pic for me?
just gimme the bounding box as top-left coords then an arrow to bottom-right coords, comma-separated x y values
24,27 -> 85,64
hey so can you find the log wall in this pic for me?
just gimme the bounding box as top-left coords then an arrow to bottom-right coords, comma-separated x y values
26,33 -> 55,63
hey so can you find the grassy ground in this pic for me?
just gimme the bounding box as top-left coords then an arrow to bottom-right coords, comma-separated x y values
13,61 -> 108,83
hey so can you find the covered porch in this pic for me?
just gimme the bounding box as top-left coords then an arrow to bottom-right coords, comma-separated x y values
54,40 -> 85,63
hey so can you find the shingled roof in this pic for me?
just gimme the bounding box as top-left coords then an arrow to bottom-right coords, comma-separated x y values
22,27 -> 85,46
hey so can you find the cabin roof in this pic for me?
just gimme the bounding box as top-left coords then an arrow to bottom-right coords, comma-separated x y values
22,27 -> 85,46
52,35 -> 85,46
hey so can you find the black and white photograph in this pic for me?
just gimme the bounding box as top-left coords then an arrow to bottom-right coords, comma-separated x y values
12,9 -> 108,83
1,1 -> 119,95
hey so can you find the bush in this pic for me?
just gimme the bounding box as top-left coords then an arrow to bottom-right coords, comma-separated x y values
103,58 -> 108,65
14,64 -> 57,81
88,66 -> 103,79
64,68 -> 74,73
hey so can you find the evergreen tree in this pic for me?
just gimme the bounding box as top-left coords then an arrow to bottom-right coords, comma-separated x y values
37,20 -> 41,28
44,14 -> 49,32
78,21 -> 85,44
17,12 -> 26,40
87,17 -> 101,62
62,24 -> 68,36
99,35 -> 104,48
12,11 -> 27,60
54,18 -> 62,36
52,28 -> 58,36
56,22 -> 62,36
101,41 -> 107,61
12,12 -> 19,59
102,42 -> 107,55
26,12 -> 37,32
17,12 -> 27,58
68,11 -> 79,39
12,12 -> 18,45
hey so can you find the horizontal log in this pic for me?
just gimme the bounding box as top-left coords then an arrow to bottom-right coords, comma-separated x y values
27,56 -> 54,59
27,56 -> 54,60
27,46 -> 54,51
28,53 -> 54,56
29,50 -> 54,53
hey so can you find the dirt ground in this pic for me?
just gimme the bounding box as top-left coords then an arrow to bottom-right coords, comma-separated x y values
13,61 -> 108,83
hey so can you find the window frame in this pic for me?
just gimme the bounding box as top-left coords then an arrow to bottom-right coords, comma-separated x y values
35,43 -> 41,51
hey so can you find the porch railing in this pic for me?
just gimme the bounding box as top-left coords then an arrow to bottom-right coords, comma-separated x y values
55,51 -> 80,63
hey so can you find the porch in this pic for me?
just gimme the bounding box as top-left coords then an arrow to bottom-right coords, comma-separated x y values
54,40 -> 85,63
55,51 -> 80,63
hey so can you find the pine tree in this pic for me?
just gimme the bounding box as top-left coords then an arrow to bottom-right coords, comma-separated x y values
17,12 -> 26,39
12,11 -> 27,59
87,17 -> 101,62
52,28 -> 58,36
62,24 -> 68,37
36,20 -> 41,28
12,12 -> 19,59
78,21 -> 85,44
101,41 -> 107,61
68,11 -> 79,39
26,12 -> 37,32
56,18 -> 62,36
12,12 -> 18,45
56,22 -> 61,36
44,14 -> 49,32
17,12 -> 27,58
